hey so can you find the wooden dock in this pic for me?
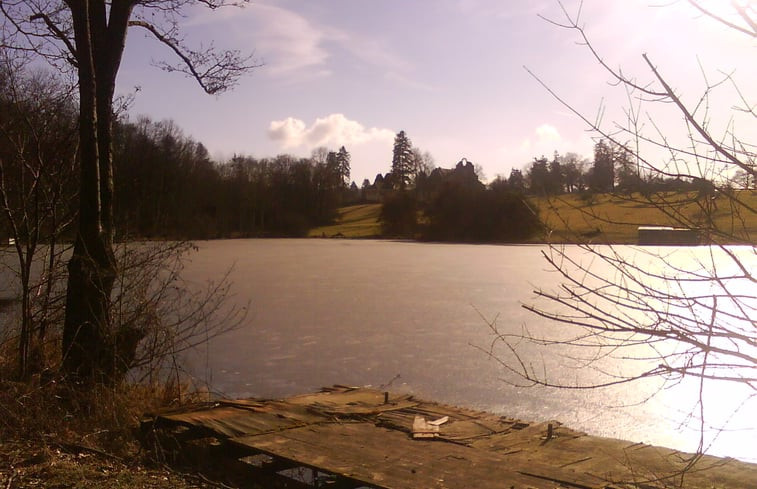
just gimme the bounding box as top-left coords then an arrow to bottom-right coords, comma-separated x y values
142,386 -> 757,488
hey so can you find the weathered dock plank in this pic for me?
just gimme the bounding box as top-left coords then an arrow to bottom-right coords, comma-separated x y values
231,422 -> 596,489
144,386 -> 757,489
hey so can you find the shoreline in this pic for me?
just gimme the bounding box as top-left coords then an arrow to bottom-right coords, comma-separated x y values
146,385 -> 757,488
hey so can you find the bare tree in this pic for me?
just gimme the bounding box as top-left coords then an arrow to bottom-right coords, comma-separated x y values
1,1 -> 257,382
109,241 -> 246,383
489,0 -> 756,461
0,56 -> 77,378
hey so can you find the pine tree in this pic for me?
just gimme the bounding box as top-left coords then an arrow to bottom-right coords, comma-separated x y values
391,131 -> 414,189
336,146 -> 351,187
591,139 -> 615,192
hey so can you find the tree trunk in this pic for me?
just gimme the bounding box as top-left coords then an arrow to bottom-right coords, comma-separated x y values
62,1 -> 133,382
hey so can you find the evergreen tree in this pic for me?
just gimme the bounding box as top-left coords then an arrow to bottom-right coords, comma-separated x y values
336,146 -> 351,187
614,146 -> 640,195
527,157 -> 550,194
391,130 -> 414,189
507,168 -> 525,192
548,153 -> 564,194
591,139 -> 615,192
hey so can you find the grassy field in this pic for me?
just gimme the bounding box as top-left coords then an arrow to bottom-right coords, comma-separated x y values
312,191 -> 757,243
308,203 -> 383,238
535,191 -> 757,243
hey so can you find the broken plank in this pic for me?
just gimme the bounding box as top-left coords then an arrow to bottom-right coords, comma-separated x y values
230,422 -> 597,489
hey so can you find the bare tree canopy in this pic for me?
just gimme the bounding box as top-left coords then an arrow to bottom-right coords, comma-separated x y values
489,0 -> 756,460
1,0 -> 257,382
1,1 -> 257,94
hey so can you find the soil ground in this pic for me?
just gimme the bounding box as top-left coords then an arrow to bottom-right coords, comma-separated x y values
0,440 -> 219,488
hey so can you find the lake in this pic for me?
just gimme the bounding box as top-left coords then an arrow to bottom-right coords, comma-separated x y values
178,239 -> 755,462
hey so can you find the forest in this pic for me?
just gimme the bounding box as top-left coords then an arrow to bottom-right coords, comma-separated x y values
3,63 -> 736,247
0,64 -> 355,242
112,118 -> 354,239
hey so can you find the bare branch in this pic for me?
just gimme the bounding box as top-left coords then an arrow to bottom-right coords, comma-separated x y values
688,0 -> 757,38
29,12 -> 77,61
128,19 -> 259,95
642,53 -> 755,177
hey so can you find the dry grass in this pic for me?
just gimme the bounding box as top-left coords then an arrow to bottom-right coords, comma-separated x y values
533,190 -> 757,243
0,336 -> 223,488
308,203 -> 382,238
0,377 -> 185,451
0,377 -> 223,488
311,192 -> 757,244
0,439 -> 218,488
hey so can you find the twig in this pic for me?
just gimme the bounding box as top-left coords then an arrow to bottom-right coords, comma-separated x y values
4,470 -> 15,489
54,442 -> 123,462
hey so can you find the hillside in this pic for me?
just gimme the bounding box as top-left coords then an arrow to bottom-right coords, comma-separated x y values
308,204 -> 383,238
310,190 -> 757,243
537,191 -> 757,243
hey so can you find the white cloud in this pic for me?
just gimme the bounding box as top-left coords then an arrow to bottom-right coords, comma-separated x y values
252,4 -> 332,77
268,114 -> 395,150
186,2 -> 415,84
185,3 -> 333,79
519,123 -> 562,157
535,123 -> 561,143
267,114 -> 398,184
184,1 -> 433,94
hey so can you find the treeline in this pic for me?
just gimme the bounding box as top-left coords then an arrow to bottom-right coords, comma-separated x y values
112,117 -> 352,238
0,63 -> 357,242
0,108 -> 353,241
422,176 -> 542,242
378,131 -> 543,243
500,140 -> 718,197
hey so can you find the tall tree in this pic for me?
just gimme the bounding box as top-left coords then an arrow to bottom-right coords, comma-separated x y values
526,157 -> 550,194
336,146 -> 351,188
547,153 -> 564,194
591,139 -> 615,192
1,1 -> 256,382
507,168 -> 525,193
391,130 -> 414,190
560,153 -> 586,193
614,144 -> 640,195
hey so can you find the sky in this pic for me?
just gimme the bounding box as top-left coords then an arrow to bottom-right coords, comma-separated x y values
115,0 -> 756,185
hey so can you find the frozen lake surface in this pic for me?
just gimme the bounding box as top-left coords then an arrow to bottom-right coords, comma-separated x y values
178,239 -> 755,462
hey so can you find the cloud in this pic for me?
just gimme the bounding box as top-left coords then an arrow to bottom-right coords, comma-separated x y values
186,2 -> 415,84
257,8 -> 413,82
268,114 -> 395,150
520,123 -> 562,155
535,123 -> 561,143
184,2 -> 428,91
186,3 -> 332,79
252,4 -> 332,77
